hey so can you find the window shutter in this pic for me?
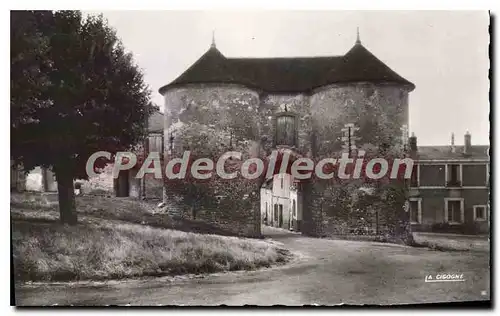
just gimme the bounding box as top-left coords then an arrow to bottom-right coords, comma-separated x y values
276,115 -> 296,146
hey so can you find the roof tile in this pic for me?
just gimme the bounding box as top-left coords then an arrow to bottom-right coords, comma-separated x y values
159,42 -> 415,94
417,145 -> 489,160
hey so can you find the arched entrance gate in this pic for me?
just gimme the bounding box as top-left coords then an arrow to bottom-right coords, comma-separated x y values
259,147 -> 304,233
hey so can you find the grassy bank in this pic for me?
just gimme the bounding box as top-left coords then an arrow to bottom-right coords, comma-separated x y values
11,193 -> 241,236
11,194 -> 290,282
411,232 -> 490,252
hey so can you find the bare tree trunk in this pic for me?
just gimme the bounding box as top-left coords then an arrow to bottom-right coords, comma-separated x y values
55,167 -> 77,225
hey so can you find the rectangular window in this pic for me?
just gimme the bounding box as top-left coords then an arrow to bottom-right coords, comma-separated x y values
462,164 -> 487,187
447,164 -> 461,187
473,205 -> 487,221
419,165 -> 445,187
445,199 -> 463,224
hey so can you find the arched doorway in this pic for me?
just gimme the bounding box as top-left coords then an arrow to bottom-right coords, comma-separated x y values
259,147 -> 303,234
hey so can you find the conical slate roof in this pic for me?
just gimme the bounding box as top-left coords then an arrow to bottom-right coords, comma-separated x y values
159,41 -> 415,94
322,42 -> 414,87
165,46 -> 251,87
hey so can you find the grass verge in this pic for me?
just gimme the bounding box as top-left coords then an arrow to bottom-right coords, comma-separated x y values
11,193 -> 239,236
11,194 -> 290,282
410,233 -> 490,252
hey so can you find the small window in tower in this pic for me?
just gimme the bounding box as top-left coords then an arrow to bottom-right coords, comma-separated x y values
276,114 -> 296,146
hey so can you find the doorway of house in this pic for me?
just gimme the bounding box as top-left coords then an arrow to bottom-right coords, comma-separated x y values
274,204 -> 278,227
264,202 -> 268,225
279,204 -> 283,227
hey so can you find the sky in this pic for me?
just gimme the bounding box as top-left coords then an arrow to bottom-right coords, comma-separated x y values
90,10 -> 490,146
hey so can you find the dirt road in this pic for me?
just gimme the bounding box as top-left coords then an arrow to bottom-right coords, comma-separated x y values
15,227 -> 490,306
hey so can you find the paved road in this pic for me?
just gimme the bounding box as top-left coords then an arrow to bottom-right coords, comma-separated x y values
15,227 -> 490,306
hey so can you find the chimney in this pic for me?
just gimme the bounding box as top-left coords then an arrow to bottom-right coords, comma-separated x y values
464,131 -> 471,154
451,133 -> 455,153
409,132 -> 417,153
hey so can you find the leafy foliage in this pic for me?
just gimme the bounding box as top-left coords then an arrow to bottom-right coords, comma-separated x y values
11,10 -> 153,179
11,10 -> 153,223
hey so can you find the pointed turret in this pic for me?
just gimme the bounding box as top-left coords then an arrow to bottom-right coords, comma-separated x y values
323,38 -> 415,90
211,30 -> 216,48
355,27 -> 361,45
159,42 -> 243,94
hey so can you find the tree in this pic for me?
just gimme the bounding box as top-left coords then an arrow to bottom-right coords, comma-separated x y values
11,10 -> 153,224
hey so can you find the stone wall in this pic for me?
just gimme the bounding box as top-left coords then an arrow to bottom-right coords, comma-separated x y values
304,83 -> 410,237
162,82 -> 411,238
144,175 -> 164,199
81,163 -> 115,194
163,84 -> 264,237
310,83 -> 408,156
80,163 -> 163,199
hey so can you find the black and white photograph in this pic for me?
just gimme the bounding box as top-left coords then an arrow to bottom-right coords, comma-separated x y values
9,8 -> 491,307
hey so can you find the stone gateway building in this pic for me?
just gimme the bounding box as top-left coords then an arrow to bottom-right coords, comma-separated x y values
159,33 -> 416,238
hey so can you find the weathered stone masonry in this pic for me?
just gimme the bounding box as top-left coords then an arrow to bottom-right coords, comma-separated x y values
160,38 -> 415,237
163,85 -> 263,236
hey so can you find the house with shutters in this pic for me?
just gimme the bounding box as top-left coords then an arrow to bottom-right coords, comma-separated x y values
408,132 -> 490,234
260,172 -> 303,231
